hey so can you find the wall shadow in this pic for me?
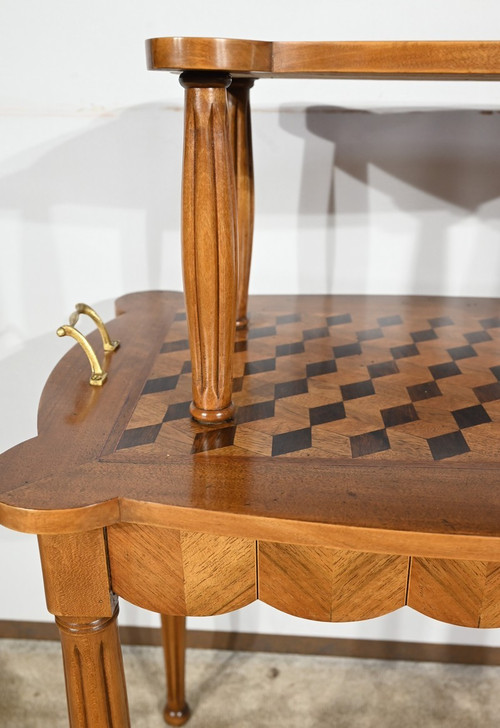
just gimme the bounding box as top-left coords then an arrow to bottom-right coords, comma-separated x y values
0,103 -> 183,338
279,105 -> 500,295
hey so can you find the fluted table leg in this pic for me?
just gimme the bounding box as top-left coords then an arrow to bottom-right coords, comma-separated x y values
180,71 -> 238,425
228,78 -> 255,331
161,615 -> 191,726
38,530 -> 130,728
56,606 -> 129,728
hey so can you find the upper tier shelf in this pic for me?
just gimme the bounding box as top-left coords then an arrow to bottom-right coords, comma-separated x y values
147,38 -> 500,79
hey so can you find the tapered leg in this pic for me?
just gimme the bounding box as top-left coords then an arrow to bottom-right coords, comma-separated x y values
161,615 -> 191,726
56,606 -> 130,728
180,71 -> 238,425
38,530 -> 130,728
227,79 -> 255,330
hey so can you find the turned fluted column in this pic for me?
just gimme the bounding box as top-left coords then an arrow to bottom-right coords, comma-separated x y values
227,78 -> 255,330
56,605 -> 129,728
38,530 -> 130,728
161,615 -> 190,726
180,71 -> 238,424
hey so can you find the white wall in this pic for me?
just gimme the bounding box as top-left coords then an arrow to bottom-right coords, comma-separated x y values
2,0 -> 500,647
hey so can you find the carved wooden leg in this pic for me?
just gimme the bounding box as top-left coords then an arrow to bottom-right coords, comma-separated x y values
227,79 -> 255,330
161,615 -> 191,726
180,71 -> 237,425
56,606 -> 129,727
38,530 -> 130,728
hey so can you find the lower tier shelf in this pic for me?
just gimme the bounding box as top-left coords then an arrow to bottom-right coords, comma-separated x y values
118,293 -> 500,465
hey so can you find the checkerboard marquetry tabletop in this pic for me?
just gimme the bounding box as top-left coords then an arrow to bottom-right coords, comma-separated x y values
117,294 -> 500,464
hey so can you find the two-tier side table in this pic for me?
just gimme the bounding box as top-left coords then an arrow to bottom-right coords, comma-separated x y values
2,39 -> 500,727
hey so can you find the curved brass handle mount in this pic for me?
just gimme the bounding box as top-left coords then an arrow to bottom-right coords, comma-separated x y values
57,303 -> 120,386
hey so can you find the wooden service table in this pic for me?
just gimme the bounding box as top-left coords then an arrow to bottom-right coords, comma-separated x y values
2,38 -> 500,727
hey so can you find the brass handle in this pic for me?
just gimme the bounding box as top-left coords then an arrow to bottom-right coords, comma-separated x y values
57,303 -> 120,386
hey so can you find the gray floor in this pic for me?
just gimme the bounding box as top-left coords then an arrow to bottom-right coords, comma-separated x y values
1,639 -> 499,727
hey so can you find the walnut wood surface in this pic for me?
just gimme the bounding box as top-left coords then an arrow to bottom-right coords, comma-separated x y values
259,543 -> 408,622
2,292 -> 500,565
227,79 -> 254,329
107,523 -> 256,615
180,73 -> 237,423
148,38 -> 500,79
56,606 -> 130,728
38,530 -> 114,617
161,615 -> 191,726
408,557 -> 500,628
38,530 -> 130,726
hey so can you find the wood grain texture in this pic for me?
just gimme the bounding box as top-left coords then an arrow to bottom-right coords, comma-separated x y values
408,557 -> 500,628
38,529 -> 113,617
0,290 -> 180,506
180,72 -> 237,424
227,78 -> 255,329
107,524 -> 186,615
181,530 -> 256,614
116,295 -> 500,463
148,38 -> 500,79
56,603 -> 130,728
2,293 -> 500,564
272,40 -> 500,78
259,542 -> 408,621
147,37 -> 272,75
107,523 -> 256,616
161,615 -> 191,726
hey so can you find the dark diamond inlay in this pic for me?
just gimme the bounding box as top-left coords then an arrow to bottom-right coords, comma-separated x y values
357,328 -> 383,342
117,424 -> 162,450
340,380 -> 375,401
381,403 -> 419,428
309,402 -> 346,426
327,313 -> 351,326
142,375 -> 179,394
452,404 -> 492,429
428,362 -> 461,380
181,360 -> 192,374
411,329 -> 438,343
276,313 -> 301,325
491,365 -> 500,381
333,342 -> 362,358
233,376 -> 244,393
480,316 -> 500,329
192,426 -> 236,454
275,378 -> 308,399
161,339 -> 189,354
427,430 -> 470,461
378,315 -> 402,327
350,429 -> 390,458
303,326 -> 330,341
407,381 -> 441,402
163,401 -> 192,422
367,360 -> 399,379
244,358 -> 276,376
272,428 -> 312,456
306,359 -> 337,378
174,311 -> 187,322
248,325 -> 277,340
236,400 -> 275,425
447,345 -> 477,361
276,341 -> 305,357
234,340 -> 248,353
473,381 -> 500,403
391,343 -> 419,360
428,316 -> 454,328
465,331 -> 492,345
